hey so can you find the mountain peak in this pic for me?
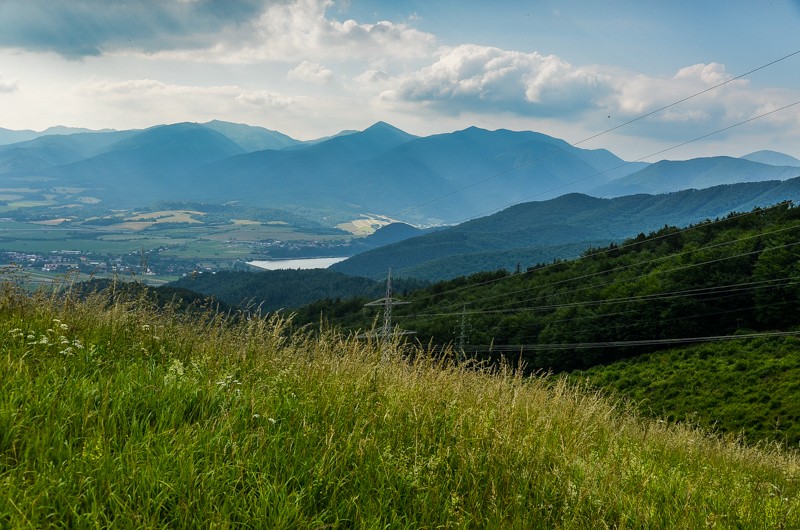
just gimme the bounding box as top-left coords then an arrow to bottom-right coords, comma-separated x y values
741,150 -> 800,168
363,121 -> 410,135
343,121 -> 416,146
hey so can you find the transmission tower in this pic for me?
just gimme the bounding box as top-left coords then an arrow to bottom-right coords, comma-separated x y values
361,269 -> 414,360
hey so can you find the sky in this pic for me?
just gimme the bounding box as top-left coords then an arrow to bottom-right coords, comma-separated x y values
0,0 -> 799,160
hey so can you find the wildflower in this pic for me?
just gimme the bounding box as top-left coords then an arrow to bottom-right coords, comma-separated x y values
164,359 -> 185,385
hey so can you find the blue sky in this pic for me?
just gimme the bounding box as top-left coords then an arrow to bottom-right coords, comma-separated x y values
0,0 -> 798,160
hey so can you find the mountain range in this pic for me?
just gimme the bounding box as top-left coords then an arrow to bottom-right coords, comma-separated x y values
0,121 -> 798,225
331,177 -> 800,280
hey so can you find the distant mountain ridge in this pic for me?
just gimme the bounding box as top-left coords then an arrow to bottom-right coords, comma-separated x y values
1,120 -> 799,224
331,177 -> 800,280
590,156 -> 800,197
0,125 -> 118,145
741,150 -> 800,167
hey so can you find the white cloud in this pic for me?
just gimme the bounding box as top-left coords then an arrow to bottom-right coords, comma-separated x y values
674,63 -> 733,85
287,60 -> 333,84
390,44 -> 611,116
381,47 -> 800,150
235,90 -> 297,108
156,0 -> 437,64
0,74 -> 19,92
354,68 -> 392,85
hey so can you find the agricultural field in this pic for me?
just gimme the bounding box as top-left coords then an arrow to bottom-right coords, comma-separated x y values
0,196 -> 366,285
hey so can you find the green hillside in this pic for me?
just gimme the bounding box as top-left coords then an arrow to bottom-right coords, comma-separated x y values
576,338 -> 800,445
2,283 -> 799,527
300,202 -> 800,445
319,203 -> 800,369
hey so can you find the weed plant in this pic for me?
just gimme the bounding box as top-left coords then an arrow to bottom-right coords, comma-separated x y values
1,280 -> 799,528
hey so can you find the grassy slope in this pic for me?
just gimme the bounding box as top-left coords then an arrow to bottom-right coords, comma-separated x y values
2,285 -> 800,527
576,338 -> 800,446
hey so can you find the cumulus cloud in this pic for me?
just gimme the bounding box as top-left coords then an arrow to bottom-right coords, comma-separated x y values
0,0 -> 436,63
187,0 -> 437,63
287,60 -> 333,84
0,75 -> 19,93
384,45 -> 800,145
390,44 -> 612,116
674,62 -> 733,85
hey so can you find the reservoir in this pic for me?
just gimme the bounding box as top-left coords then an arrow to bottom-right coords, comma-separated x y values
247,257 -> 347,270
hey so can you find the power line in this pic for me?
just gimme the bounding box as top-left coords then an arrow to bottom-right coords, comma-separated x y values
402,274 -> 800,320
378,203 -> 796,310
322,203 -> 798,327
408,219 -> 800,317
467,330 -> 800,352
391,49 -> 800,220
505,292 -> 800,345
455,99 -> 800,226
322,54 -> 800,322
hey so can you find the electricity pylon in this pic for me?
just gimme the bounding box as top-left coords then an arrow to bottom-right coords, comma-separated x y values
361,269 -> 414,360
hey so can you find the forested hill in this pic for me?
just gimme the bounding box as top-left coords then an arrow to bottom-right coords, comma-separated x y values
298,202 -> 800,373
169,269 -> 428,312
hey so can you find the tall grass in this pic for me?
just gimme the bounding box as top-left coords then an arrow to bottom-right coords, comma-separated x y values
1,280 -> 799,528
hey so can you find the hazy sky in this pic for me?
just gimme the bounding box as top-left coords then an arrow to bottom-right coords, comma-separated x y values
0,0 -> 799,160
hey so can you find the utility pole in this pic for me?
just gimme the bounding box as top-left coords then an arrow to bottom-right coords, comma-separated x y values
361,269 -> 414,360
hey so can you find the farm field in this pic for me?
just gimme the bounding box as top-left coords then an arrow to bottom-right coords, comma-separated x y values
0,200 -> 362,280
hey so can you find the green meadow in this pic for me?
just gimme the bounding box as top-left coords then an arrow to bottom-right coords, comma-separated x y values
1,282 -> 799,528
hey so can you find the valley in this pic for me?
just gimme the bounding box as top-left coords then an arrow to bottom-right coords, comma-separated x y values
1,119 -> 800,506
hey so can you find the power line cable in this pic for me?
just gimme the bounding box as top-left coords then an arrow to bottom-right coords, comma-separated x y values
322,58 -> 800,322
452,99 -> 800,226
466,330 -> 800,352
505,292 -> 800,345
322,203 -> 798,326
373,203 -> 796,311
409,220 -> 800,316
372,99 -> 800,298
391,49 -> 800,220
401,274 -> 800,320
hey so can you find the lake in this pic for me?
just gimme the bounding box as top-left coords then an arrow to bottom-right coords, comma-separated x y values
247,257 -> 348,270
